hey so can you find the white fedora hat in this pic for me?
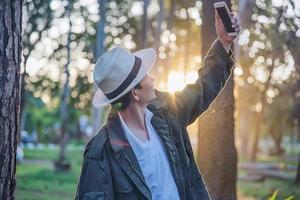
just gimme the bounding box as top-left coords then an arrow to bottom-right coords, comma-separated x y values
92,46 -> 157,107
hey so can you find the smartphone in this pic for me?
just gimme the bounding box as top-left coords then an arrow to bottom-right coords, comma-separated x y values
214,2 -> 238,36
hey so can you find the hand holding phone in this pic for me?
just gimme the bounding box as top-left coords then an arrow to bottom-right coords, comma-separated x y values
214,2 -> 238,36
214,2 -> 241,48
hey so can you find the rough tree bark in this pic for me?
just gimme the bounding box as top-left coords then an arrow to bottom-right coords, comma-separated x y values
0,0 -> 23,198
197,0 -> 237,199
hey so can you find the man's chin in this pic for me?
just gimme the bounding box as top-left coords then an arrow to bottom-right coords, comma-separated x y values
148,93 -> 157,102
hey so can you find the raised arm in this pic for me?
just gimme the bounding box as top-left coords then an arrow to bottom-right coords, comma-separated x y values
157,39 -> 234,126
155,10 -> 241,126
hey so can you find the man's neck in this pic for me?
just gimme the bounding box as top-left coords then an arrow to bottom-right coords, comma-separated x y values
118,104 -> 147,131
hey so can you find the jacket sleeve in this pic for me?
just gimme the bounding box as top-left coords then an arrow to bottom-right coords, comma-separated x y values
157,39 -> 235,126
75,142 -> 114,200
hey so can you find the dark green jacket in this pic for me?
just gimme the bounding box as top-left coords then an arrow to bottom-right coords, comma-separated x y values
75,39 -> 234,200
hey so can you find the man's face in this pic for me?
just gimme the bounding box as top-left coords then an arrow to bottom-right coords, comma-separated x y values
133,73 -> 156,105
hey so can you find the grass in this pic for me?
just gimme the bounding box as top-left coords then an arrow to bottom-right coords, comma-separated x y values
22,145 -> 83,161
16,146 -> 84,200
16,145 -> 300,200
237,156 -> 300,200
238,179 -> 300,200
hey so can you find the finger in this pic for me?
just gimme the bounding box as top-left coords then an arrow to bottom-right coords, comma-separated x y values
232,22 -> 240,27
231,16 -> 239,23
231,22 -> 239,28
230,12 -> 237,17
235,27 -> 241,33
235,25 -> 241,32
232,25 -> 238,29
232,19 -> 240,26
230,13 -> 240,23
235,17 -> 240,24
231,20 -> 238,25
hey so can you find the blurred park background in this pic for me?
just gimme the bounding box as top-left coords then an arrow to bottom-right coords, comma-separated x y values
13,0 -> 300,199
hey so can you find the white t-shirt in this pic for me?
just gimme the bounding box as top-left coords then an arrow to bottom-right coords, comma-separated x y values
118,109 -> 180,200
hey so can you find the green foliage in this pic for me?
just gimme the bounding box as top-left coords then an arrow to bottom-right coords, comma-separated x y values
23,92 -> 59,143
22,0 -> 97,141
260,80 -> 295,155
268,190 -> 278,200
21,0 -> 205,142
268,189 -> 294,200
236,0 -> 299,159
23,0 -> 54,62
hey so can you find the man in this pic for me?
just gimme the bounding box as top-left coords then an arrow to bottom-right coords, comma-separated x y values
76,9 -> 241,200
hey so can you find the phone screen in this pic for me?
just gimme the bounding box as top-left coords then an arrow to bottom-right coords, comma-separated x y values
216,7 -> 235,33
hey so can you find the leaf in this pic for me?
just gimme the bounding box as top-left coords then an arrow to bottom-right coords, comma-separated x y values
285,196 -> 294,200
268,190 -> 278,200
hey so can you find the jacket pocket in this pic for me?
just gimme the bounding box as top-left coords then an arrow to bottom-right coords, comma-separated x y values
82,191 -> 104,200
114,175 -> 143,199
114,175 -> 134,193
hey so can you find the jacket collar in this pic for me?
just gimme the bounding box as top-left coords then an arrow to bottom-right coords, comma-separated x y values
106,104 -> 160,154
106,104 -> 185,199
106,109 -> 152,199
106,109 -> 129,153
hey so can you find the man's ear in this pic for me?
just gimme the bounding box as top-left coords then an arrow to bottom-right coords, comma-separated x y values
131,89 -> 139,101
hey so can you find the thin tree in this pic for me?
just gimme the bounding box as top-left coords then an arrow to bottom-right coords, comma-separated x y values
235,0 -> 255,158
291,36 -> 300,183
0,0 -> 23,198
282,1 -> 300,182
153,0 -> 164,51
55,0 -> 73,170
140,0 -> 149,49
161,0 -> 175,85
92,0 -> 107,133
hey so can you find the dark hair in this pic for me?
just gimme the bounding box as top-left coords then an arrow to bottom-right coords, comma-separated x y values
111,83 -> 142,110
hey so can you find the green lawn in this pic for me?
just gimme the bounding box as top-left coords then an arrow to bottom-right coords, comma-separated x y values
237,156 -> 300,200
16,146 -> 84,200
238,179 -> 300,200
16,145 -> 300,200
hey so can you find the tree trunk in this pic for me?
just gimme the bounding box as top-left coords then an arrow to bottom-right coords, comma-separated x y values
236,104 -> 252,157
92,0 -> 107,133
161,0 -> 175,86
249,61 -> 275,161
268,122 -> 284,156
19,71 -> 28,132
197,1 -> 237,199
0,0 -> 23,198
183,6 -> 192,79
292,39 -> 300,183
296,153 -> 300,183
166,0 -> 175,31
235,0 -> 255,159
56,0 -> 72,171
153,0 -> 164,51
140,0 -> 149,49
